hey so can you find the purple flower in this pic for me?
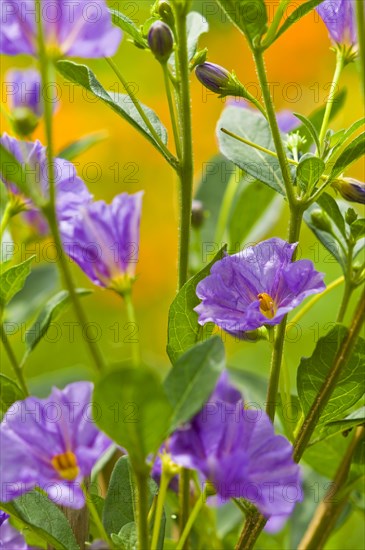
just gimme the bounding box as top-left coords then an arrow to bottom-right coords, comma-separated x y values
0,382 -> 112,509
167,372 -> 302,524
0,0 -> 122,58
0,133 -> 92,235
194,238 -> 325,337
6,68 -> 42,117
0,515 -> 27,550
196,62 -> 231,94
316,0 -> 356,43
228,99 -> 299,133
148,21 -> 174,62
62,192 -> 143,293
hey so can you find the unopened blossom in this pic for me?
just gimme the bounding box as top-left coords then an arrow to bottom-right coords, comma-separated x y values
195,238 -> 325,337
148,21 -> 174,63
316,0 -> 356,44
0,133 -> 92,235
6,68 -> 42,117
0,512 -> 27,549
168,372 -> 302,526
0,0 -> 122,58
332,178 -> 365,204
0,382 -> 112,509
62,192 -> 143,294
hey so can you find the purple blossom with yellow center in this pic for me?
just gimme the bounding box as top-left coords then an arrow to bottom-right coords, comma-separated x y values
0,512 -> 27,549
61,192 -> 143,294
0,0 -> 122,58
194,238 -> 325,337
167,372 -> 302,527
316,0 -> 356,44
0,382 -> 112,509
0,133 -> 92,235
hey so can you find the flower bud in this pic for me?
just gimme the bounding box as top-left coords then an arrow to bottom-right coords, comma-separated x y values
191,200 -> 205,229
195,62 -> 247,98
158,1 -> 174,27
345,207 -> 358,225
332,178 -> 365,205
11,107 -> 39,137
148,21 -> 174,63
311,209 -> 333,233
189,48 -> 208,71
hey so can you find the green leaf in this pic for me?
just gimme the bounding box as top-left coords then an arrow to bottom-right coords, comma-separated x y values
330,132 -> 365,180
24,289 -> 92,358
0,374 -> 25,420
293,112 -> 321,153
5,263 -> 59,323
218,107 -> 287,195
186,12 -> 209,61
303,432 -> 350,478
325,407 -> 365,430
57,131 -> 107,161
228,179 -> 283,249
194,155 -> 236,243
351,219 -> 365,240
113,522 -> 137,549
274,0 -> 325,42
0,491 -> 80,550
93,367 -> 172,468
166,245 -> 226,363
296,156 -> 325,191
0,256 -> 35,308
296,90 -> 347,152
110,9 -> 148,48
304,194 -> 347,271
57,61 -> 168,157
330,117 -> 365,157
297,325 -> 365,431
215,0 -> 267,47
164,337 -> 225,431
103,456 -> 136,536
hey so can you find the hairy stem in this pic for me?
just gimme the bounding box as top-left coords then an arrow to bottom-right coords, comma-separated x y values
123,291 -> 141,367
163,63 -> 182,159
298,426 -> 365,550
175,6 -> 194,290
176,486 -> 207,550
135,470 -> 150,550
0,323 -> 29,396
36,2 -> 105,373
355,0 -> 365,97
318,49 -> 345,152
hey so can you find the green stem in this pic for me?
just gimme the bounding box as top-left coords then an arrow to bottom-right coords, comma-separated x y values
0,323 -> 29,396
82,484 -> 110,547
175,6 -> 194,290
235,511 -> 267,550
265,208 -> 303,421
176,486 -> 207,550
105,57 -> 178,169
162,63 -> 182,159
355,0 -> 365,97
151,468 -> 170,549
336,280 -> 354,323
289,276 -> 344,327
253,49 -> 296,205
298,426 -> 365,550
36,3 -> 105,372
0,202 -> 12,242
123,291 -> 141,367
293,288 -> 365,462
178,469 -> 190,549
135,470 -> 150,550
214,167 -> 241,245
318,49 -> 345,152
220,128 -> 298,166
262,0 -> 291,48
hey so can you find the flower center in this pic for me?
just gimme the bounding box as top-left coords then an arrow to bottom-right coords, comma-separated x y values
257,293 -> 276,319
51,451 -> 79,481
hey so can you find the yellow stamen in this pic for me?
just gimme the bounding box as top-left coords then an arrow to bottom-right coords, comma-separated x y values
51,451 -> 79,481
258,293 -> 276,319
